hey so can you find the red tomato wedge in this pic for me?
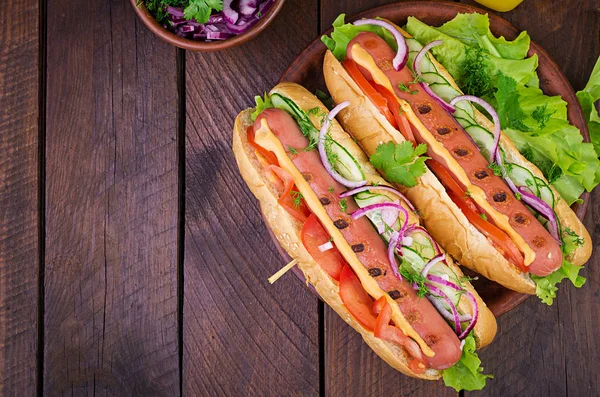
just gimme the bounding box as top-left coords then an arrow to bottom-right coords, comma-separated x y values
426,159 -> 480,214
372,84 -> 416,145
267,165 -> 310,222
339,265 -> 377,331
247,126 -> 279,166
342,59 -> 398,129
301,214 -> 344,280
374,301 -> 426,374
447,189 -> 526,271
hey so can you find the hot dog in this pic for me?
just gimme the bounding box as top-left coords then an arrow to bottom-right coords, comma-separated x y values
233,82 -> 497,388
322,15 -> 592,298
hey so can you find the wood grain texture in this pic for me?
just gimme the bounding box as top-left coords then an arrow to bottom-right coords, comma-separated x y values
321,1 -> 456,396
182,0 -> 320,395
0,0 -> 39,394
44,0 -> 179,394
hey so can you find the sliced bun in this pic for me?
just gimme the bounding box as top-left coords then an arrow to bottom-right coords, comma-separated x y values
233,83 -> 497,378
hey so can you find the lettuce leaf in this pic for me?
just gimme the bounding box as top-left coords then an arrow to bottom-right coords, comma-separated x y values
576,55 -> 600,155
251,93 -> 273,121
321,14 -> 396,60
404,16 -> 538,88
531,260 -> 586,306
443,334 -> 492,391
435,12 -> 530,60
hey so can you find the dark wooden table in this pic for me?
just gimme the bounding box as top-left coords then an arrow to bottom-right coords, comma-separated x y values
1,0 -> 599,395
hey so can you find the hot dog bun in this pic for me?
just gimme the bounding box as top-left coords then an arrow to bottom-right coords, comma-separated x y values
322,24 -> 591,294
232,82 -> 497,379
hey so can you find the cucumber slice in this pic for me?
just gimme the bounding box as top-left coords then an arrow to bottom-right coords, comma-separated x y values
463,124 -> 495,161
428,82 -> 462,103
535,177 -> 555,209
405,230 -> 437,261
506,164 -> 539,196
329,140 -> 365,182
421,72 -> 451,86
271,93 -> 308,125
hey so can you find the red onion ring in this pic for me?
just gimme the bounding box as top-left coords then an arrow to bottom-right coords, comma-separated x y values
351,202 -> 409,227
413,40 -> 443,77
419,82 -> 456,113
223,0 -> 239,24
403,225 -> 442,255
387,232 -> 403,281
428,295 -> 472,323
517,186 -> 562,244
340,185 -> 416,212
426,274 -> 479,339
318,101 -> 367,188
353,19 -> 408,70
450,95 -> 501,165
420,253 -> 445,277
425,283 -> 461,334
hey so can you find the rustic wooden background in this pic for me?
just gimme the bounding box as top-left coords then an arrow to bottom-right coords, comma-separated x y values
1,0 -> 598,396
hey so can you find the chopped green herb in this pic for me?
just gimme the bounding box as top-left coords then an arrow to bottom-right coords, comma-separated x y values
488,162 -> 504,176
564,227 -> 584,247
370,141 -> 429,188
514,192 -> 522,200
287,146 -> 299,155
532,103 -> 555,129
400,261 -> 430,298
461,46 -> 492,98
521,146 -> 535,163
464,190 -> 472,198
397,82 -> 419,95
547,164 -> 563,184
480,213 -> 488,221
324,134 -> 339,167
339,199 -> 348,212
328,187 -> 335,193
291,191 -> 304,209
494,73 -> 532,132
184,0 -> 224,24
256,11 -> 262,18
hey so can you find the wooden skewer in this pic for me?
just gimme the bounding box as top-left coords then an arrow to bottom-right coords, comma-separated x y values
268,259 -> 299,284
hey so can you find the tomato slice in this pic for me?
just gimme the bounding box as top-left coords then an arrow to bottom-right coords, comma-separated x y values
267,165 -> 310,222
372,84 -> 416,145
339,265 -> 377,331
426,159 -> 480,214
342,59 -> 397,128
447,189 -> 526,271
374,301 -> 426,374
301,214 -> 344,280
372,296 -> 387,316
247,126 -> 279,166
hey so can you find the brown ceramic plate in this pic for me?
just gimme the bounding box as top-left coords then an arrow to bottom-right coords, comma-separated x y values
131,0 -> 285,52
271,1 -> 590,317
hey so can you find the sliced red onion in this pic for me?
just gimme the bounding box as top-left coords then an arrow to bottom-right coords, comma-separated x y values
179,25 -> 196,33
387,232 -> 403,281
352,203 -> 409,234
223,0 -> 239,24
517,186 -> 561,244
319,101 -> 366,188
420,82 -> 456,113
208,14 -> 225,24
428,295 -> 472,323
382,205 -> 399,229
207,31 -> 235,40
426,274 -> 479,339
318,241 -> 333,252
426,283 -> 461,334
402,235 -> 414,247
450,95 -> 501,165
413,40 -> 443,77
403,225 -> 442,255
258,0 -> 274,15
239,0 -> 258,15
340,185 -> 417,212
166,6 -> 185,18
420,254 -> 445,277
353,19 -> 408,70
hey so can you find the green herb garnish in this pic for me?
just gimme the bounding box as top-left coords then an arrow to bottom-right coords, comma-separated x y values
291,191 -> 304,209
397,82 -> 419,95
287,146 -> 299,155
532,103 -> 555,129
461,47 -> 492,98
370,142 -> 429,188
339,199 -> 348,212
480,213 -> 488,221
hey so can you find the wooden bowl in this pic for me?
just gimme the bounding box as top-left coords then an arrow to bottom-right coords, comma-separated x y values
130,0 -> 285,52
275,1 -> 590,317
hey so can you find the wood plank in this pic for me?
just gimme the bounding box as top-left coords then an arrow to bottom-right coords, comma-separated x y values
457,0 -> 599,395
321,1 -> 456,396
182,0 -> 320,395
44,0 -> 179,394
0,0 -> 40,394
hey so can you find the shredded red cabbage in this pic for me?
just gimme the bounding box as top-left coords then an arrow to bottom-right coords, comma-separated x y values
161,0 -> 275,41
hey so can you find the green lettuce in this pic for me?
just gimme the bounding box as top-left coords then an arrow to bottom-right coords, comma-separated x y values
443,334 -> 492,391
576,55 -> 600,155
532,260 -> 586,306
404,16 -> 538,89
321,14 -> 396,60
251,93 -> 273,121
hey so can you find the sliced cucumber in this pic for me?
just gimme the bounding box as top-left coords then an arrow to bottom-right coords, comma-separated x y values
421,72 -> 450,86
464,125 -> 495,161
428,82 -> 462,103
354,192 -> 406,236
506,164 -> 539,196
271,93 -> 308,124
329,140 -> 365,182
404,230 -> 437,261
535,177 -> 555,209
